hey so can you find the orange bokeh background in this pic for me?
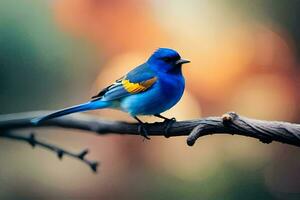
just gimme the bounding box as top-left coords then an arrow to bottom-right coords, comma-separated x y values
1,0 -> 300,199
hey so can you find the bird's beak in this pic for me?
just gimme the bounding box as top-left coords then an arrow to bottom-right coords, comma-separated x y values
176,59 -> 190,65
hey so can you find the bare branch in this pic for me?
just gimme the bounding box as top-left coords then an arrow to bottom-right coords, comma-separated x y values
1,111 -> 300,148
1,111 -> 300,172
0,131 -> 99,172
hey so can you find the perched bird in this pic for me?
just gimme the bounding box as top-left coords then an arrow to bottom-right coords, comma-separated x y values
32,48 -> 190,139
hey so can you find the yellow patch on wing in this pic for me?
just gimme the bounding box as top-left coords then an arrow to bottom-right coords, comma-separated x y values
122,77 -> 157,94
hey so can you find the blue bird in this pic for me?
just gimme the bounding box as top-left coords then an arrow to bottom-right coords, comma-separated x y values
32,48 -> 190,139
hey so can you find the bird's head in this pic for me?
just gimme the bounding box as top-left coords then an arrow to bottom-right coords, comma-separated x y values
147,48 -> 190,73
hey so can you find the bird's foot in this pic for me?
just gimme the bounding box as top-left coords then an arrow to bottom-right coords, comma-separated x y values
138,123 -> 151,140
163,117 -> 176,138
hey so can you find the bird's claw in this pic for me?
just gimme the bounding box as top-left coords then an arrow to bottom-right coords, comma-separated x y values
138,123 -> 151,140
163,117 -> 176,138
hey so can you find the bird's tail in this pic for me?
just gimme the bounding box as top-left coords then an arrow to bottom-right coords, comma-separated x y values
31,100 -> 111,125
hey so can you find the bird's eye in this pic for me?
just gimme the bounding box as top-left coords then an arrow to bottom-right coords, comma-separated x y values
162,57 -> 172,62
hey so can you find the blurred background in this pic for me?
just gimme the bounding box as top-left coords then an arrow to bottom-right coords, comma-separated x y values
1,0 -> 300,199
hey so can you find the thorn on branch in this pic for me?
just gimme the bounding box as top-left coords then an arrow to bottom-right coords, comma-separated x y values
90,162 -> 99,173
57,150 -> 64,160
78,149 -> 89,160
28,133 -> 36,148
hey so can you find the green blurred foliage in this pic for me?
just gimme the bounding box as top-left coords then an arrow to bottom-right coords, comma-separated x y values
146,166 -> 273,200
0,0 -> 99,113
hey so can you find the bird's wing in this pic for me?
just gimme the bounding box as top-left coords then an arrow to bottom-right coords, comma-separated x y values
92,63 -> 157,101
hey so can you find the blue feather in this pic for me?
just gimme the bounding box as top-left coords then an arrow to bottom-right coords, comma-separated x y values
126,63 -> 156,83
100,63 -> 156,101
31,100 -> 111,124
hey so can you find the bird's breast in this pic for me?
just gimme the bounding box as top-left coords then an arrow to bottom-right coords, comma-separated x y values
158,74 -> 185,101
120,73 -> 185,115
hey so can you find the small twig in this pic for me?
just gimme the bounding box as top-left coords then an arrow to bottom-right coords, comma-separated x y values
0,131 -> 99,173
